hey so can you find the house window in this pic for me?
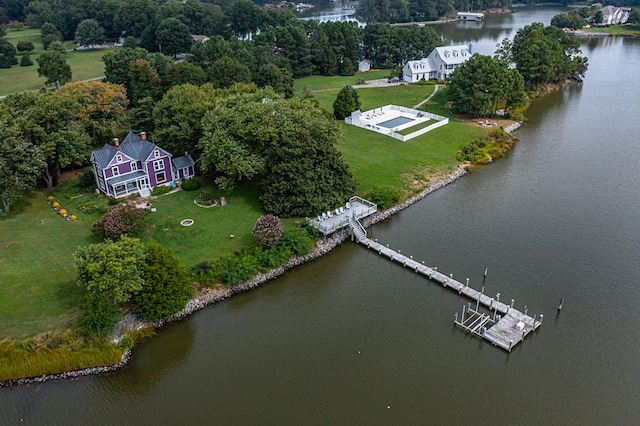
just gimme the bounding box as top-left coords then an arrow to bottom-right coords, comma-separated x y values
154,150 -> 160,158
112,166 -> 119,176
153,159 -> 163,171
116,154 -> 122,163
131,162 -> 137,171
156,172 -> 166,183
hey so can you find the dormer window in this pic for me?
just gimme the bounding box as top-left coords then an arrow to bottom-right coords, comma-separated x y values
154,150 -> 160,158
116,154 -> 122,162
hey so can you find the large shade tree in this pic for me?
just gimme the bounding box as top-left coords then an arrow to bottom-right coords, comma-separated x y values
155,17 -> 192,57
36,50 -> 71,87
75,18 -> 105,47
199,90 -> 357,217
74,235 -> 146,306
0,106 -> 46,213
130,242 -> 193,322
447,54 -> 527,117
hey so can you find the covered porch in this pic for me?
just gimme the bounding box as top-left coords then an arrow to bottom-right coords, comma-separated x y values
106,171 -> 149,199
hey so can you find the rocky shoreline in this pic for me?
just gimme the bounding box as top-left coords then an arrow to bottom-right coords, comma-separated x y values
1,167 -> 468,387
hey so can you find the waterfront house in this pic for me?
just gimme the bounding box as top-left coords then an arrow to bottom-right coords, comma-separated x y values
403,44 -> 472,82
599,6 -> 629,26
90,132 -> 195,199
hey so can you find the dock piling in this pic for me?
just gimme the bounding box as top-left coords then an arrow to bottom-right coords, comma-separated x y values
558,298 -> 564,311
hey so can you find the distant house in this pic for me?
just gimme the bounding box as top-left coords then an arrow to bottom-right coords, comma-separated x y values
599,6 -> 629,26
90,132 -> 195,199
403,44 -> 472,82
192,34 -> 210,44
457,12 -> 484,21
358,59 -> 371,72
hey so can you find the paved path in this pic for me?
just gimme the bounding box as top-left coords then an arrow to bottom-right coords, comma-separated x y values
413,84 -> 440,108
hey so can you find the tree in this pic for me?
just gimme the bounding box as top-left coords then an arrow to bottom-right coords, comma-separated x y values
447,54 -> 526,117
253,214 -> 283,248
74,235 -> 145,305
593,11 -> 603,26
16,40 -> 35,52
163,61 -> 207,90
130,242 -> 193,321
200,92 -> 357,216
123,35 -> 137,49
77,289 -> 122,338
40,21 -> 61,40
75,18 -> 105,48
227,0 -> 262,36
19,53 -> 32,66
56,80 -> 128,142
255,63 -> 294,98
47,40 -> 66,54
0,110 -> 46,213
129,58 -> 161,105
511,23 -> 587,86
207,56 -> 251,89
0,39 -> 17,66
91,203 -> 146,240
155,17 -> 192,57
333,86 -> 361,120
3,91 -> 90,190
153,83 -> 221,157
114,0 -> 158,38
36,50 -> 71,87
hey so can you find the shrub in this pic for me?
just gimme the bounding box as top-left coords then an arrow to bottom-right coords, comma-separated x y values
16,40 -> 34,52
278,228 -> 315,255
78,169 -> 96,189
252,214 -> 283,248
181,178 -> 201,191
47,195 -> 55,202
152,185 -> 171,196
91,203 -> 146,240
71,215 -> 78,221
20,53 -> 33,66
107,198 -> 120,205
365,186 -> 403,210
59,209 -> 67,216
77,201 -> 98,214
52,201 -> 60,208
195,191 -> 214,205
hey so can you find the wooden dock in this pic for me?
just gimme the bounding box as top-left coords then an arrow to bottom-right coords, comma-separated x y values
358,237 -> 542,351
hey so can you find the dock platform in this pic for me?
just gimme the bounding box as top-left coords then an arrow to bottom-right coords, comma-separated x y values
359,237 -> 542,351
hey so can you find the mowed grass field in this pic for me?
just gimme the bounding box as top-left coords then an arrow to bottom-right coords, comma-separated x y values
294,69 -> 392,93
0,28 -> 113,95
0,79 -> 481,344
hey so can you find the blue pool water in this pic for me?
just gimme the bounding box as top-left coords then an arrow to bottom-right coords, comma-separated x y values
378,116 -> 414,128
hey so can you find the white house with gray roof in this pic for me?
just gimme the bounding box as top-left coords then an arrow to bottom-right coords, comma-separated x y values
403,44 -> 473,82
90,131 -> 195,199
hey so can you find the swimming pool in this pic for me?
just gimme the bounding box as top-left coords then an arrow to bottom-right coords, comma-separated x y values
378,116 -> 415,129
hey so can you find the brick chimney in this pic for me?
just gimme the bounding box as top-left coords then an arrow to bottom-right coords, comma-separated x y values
140,131 -> 147,140
113,138 -> 119,147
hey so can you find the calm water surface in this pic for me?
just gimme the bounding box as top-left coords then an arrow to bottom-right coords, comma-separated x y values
2,8 -> 640,424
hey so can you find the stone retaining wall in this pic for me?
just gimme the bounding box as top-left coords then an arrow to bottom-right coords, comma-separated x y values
2,167 -> 468,386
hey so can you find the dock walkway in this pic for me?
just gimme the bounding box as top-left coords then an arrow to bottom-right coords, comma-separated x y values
358,237 -> 542,351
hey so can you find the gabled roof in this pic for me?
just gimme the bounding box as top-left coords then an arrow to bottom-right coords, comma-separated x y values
91,132 -> 171,168
119,132 -> 157,162
432,44 -> 471,66
172,155 -> 195,170
91,143 -> 120,168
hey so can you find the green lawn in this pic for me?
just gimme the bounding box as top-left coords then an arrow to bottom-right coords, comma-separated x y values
294,69 -> 393,94
0,80 -> 483,346
0,27 -> 112,95
586,24 -> 640,35
0,48 -> 114,95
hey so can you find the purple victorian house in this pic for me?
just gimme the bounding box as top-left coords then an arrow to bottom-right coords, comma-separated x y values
90,132 -> 195,199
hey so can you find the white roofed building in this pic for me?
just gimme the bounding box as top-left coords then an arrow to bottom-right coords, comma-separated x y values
403,44 -> 473,83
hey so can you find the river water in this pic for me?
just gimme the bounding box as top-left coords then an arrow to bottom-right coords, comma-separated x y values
3,7 -> 640,425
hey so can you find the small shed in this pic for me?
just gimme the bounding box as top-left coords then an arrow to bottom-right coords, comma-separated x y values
358,59 -> 371,72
